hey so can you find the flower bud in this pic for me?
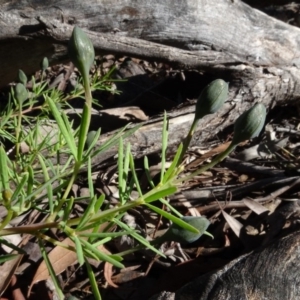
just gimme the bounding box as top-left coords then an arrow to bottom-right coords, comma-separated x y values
18,69 -> 27,85
40,57 -> 49,72
15,83 -> 28,105
68,26 -> 95,78
160,216 -> 210,244
195,79 -> 228,120
86,130 -> 97,149
232,103 -> 266,145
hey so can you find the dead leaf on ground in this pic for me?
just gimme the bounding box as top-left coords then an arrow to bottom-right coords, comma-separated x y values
186,141 -> 231,169
221,210 -> 243,238
28,237 -> 76,297
0,254 -> 23,296
28,224 -> 114,297
104,262 -> 119,288
243,198 -> 270,215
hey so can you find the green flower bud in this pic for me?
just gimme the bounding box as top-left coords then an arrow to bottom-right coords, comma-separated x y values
68,26 -> 95,78
157,216 -> 211,244
40,57 -> 49,72
2,189 -> 12,202
232,103 -> 266,145
196,79 -> 228,120
18,69 -> 27,85
15,83 -> 28,105
86,130 -> 97,149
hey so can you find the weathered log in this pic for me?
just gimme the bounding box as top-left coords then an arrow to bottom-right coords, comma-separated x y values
1,0 -> 300,100
150,228 -> 300,300
1,0 -> 299,174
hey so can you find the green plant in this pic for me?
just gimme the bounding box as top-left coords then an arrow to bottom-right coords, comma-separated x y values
0,25 -> 267,300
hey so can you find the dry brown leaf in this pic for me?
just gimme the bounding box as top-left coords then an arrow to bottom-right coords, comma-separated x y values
243,198 -> 269,215
28,237 -> 76,296
29,223 -> 114,296
222,210 -> 243,238
100,106 -> 149,122
186,142 -> 231,169
0,254 -> 23,296
104,262 -> 119,288
112,265 -> 144,284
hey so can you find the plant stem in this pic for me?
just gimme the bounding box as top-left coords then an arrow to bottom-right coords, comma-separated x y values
0,210 -> 14,231
175,142 -> 236,184
177,117 -> 198,166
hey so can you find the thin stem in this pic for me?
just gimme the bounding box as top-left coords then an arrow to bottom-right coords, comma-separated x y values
46,162 -> 81,222
0,222 -> 59,236
177,117 -> 199,166
175,142 -> 236,184
0,210 -> 14,231
15,106 -> 22,157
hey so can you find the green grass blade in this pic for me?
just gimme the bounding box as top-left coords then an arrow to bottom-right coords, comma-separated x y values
163,143 -> 183,182
77,103 -> 90,161
37,154 -> 53,214
76,195 -> 97,230
85,259 -> 102,300
73,236 -> 84,266
143,156 -> 155,188
80,239 -> 124,268
87,156 -> 94,198
39,240 -> 65,300
144,186 -> 177,203
145,203 -> 199,233
113,218 -> 165,257
46,96 -> 77,158
10,172 -> 28,202
0,146 -> 9,191
118,138 -> 124,199
160,112 -> 168,183
129,152 -> 143,197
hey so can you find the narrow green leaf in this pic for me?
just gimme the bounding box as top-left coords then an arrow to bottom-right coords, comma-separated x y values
160,112 -> 168,183
92,237 -> 111,248
87,156 -> 94,198
129,152 -> 143,197
85,259 -> 102,300
77,103 -> 90,161
113,218 -> 165,257
159,198 -> 182,218
118,138 -> 124,197
46,96 -> 77,158
79,232 -> 126,238
0,238 -> 26,254
10,172 -> 28,203
80,239 -> 124,268
62,197 -> 74,223
145,203 -> 199,234
163,143 -> 183,182
144,186 -> 177,203
144,156 -> 155,188
0,254 -> 20,263
37,155 -> 53,213
23,174 -> 61,202
73,236 -> 84,266
0,146 -> 9,191
39,241 -> 64,300
76,195 -> 97,230
94,194 -> 105,213
26,166 -> 34,196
